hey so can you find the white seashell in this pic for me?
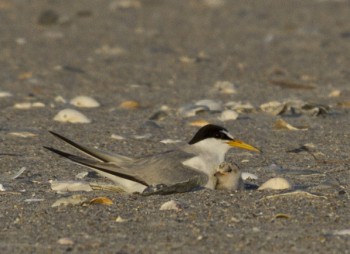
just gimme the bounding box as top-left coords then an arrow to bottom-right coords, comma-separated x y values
260,101 -> 287,115
54,96 -> 67,103
0,184 -> 5,191
160,139 -> 182,144
70,96 -> 100,108
14,102 -> 45,109
225,101 -> 255,113
75,172 -> 89,179
50,180 -> 92,193
241,172 -> 258,180
328,90 -> 341,97
111,134 -> 126,140
332,229 -> 350,236
115,216 -> 128,223
52,195 -> 88,207
274,119 -> 307,131
160,200 -> 183,211
218,110 -> 239,121
12,167 -> 27,179
0,91 -> 12,98
57,238 -> 74,245
258,177 -> 292,190
214,81 -> 236,94
178,104 -> 209,117
9,132 -> 37,138
195,99 -> 223,111
24,199 -> 45,202
53,109 -> 91,123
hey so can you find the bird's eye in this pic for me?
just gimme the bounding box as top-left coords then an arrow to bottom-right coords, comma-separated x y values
215,132 -> 226,139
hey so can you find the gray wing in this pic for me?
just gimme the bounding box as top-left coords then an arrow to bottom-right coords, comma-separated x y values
124,149 -> 209,186
45,146 -> 208,187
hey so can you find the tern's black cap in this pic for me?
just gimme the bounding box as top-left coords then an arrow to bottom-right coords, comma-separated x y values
188,124 -> 232,144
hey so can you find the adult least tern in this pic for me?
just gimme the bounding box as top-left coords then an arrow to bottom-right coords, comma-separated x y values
45,124 -> 259,193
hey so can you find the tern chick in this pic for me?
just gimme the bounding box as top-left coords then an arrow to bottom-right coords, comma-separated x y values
45,124 -> 259,194
214,162 -> 244,191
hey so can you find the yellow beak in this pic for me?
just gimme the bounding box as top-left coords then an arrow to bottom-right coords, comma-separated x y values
227,140 -> 260,152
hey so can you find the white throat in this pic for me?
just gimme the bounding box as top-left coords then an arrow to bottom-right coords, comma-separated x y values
182,138 -> 231,175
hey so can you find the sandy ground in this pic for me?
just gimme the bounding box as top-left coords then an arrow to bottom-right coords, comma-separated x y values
1,0 -> 350,253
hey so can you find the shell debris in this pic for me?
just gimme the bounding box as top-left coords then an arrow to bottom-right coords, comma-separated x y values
274,119 -> 308,131
50,180 -> 93,193
53,109 -> 91,123
51,195 -> 88,207
160,200 -> 183,211
213,81 -> 237,94
119,100 -> 140,109
218,110 -> 239,121
189,120 -> 210,127
9,132 -> 37,138
70,96 -> 100,108
0,91 -> 12,98
14,102 -> 45,109
89,197 -> 113,205
258,177 -> 292,190
195,99 -> 223,112
260,101 -> 287,115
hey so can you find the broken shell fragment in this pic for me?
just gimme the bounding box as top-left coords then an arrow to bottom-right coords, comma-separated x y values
189,119 -> 210,127
89,197 -> 113,205
274,119 -> 308,131
160,200 -> 183,211
119,100 -> 140,109
258,177 -> 292,190
179,104 -> 209,117
225,101 -> 255,113
53,109 -> 91,123
213,81 -> 237,94
57,238 -> 74,245
0,91 -> 12,98
9,132 -> 37,138
70,96 -> 100,108
52,195 -> 88,207
260,101 -> 287,115
241,172 -> 258,180
218,110 -> 239,121
14,102 -> 45,109
195,99 -> 223,112
50,180 -> 93,192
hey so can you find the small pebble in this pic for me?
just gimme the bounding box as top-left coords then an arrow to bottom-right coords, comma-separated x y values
258,177 -> 292,190
53,109 -> 91,123
0,184 -> 5,191
70,96 -> 100,108
160,200 -> 183,211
